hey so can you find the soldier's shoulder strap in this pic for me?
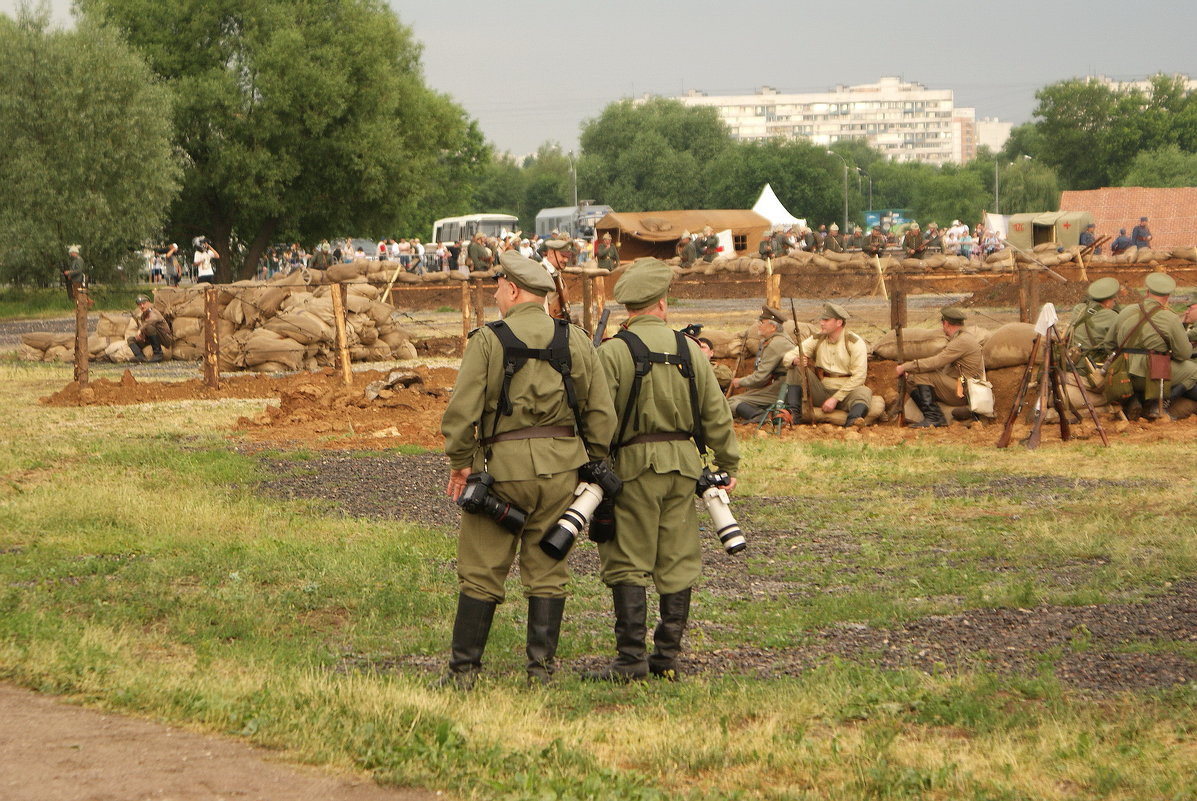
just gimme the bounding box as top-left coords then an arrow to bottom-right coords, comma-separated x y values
609,328 -> 704,456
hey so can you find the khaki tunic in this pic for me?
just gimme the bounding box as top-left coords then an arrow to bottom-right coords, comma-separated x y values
136,306 -> 174,346
466,241 -> 492,270
900,329 -> 984,405
441,301 -> 617,602
1101,300 -> 1197,390
700,235 -> 720,262
1067,301 -> 1119,355
784,331 -> 873,409
902,230 -> 926,257
823,234 -> 845,253
732,330 -> 794,410
758,238 -> 775,258
678,241 -> 697,268
710,361 -> 733,392
597,314 -> 740,593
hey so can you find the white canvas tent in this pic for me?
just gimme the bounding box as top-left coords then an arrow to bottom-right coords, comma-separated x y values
752,184 -> 806,230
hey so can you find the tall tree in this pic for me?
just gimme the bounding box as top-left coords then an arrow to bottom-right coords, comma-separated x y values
1120,145 -> 1197,187
578,98 -> 730,210
79,0 -> 486,279
0,7 -> 179,285
705,140 -> 842,224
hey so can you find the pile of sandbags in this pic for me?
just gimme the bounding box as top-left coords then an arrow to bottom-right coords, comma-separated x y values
19,313 -> 150,364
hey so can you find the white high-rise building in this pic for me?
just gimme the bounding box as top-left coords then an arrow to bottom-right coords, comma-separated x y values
674,77 -> 1005,166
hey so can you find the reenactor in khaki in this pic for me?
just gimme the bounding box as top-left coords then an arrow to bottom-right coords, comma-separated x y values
589,258 -> 740,681
1066,277 -> 1121,363
864,225 -> 888,257
1182,295 -> 1197,346
758,233 -> 775,259
699,225 -> 720,262
770,227 -> 791,258
901,223 -> 926,258
848,226 -> 865,250
823,223 -> 845,253
466,232 -> 492,271
595,233 -> 620,270
729,307 -> 795,422
677,232 -> 697,268
800,226 -> 819,252
439,251 -> 617,687
895,306 -> 984,427
924,222 -> 943,251
783,303 -> 873,426
1099,272 -> 1197,416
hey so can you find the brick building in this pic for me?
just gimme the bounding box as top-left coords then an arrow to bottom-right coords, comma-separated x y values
1059,187 -> 1197,249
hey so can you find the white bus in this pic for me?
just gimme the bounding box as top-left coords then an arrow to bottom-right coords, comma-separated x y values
535,204 -> 613,239
431,213 -> 519,244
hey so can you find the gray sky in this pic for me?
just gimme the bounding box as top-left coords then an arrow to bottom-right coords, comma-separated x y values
10,0 -> 1197,156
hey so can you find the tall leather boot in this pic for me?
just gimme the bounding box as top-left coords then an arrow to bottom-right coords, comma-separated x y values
435,592 -> 496,690
127,337 -> 146,361
842,401 -> 868,427
785,385 -> 804,424
649,588 -> 691,681
526,596 -> 565,685
582,585 -> 648,682
733,402 -> 764,423
908,385 -> 948,428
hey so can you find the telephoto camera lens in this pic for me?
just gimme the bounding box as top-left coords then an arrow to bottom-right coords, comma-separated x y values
540,482 -> 605,560
456,471 -> 528,535
695,469 -> 746,555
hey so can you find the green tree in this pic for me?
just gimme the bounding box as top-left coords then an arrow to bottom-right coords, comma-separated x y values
1120,145 -> 1197,187
79,0 -> 486,279
0,7 -> 179,285
705,140 -> 841,224
994,158 -> 1059,214
578,98 -> 731,210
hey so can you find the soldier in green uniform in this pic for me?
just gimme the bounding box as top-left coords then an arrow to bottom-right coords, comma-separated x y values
1066,277 -> 1121,367
864,225 -> 888,257
901,223 -> 926,258
309,241 -> 332,271
1099,272 -> 1197,416
589,258 -> 740,681
466,233 -> 493,271
848,226 -> 865,250
677,232 -> 697,268
783,303 -> 873,426
757,233 -> 775,259
696,337 -> 733,393
823,223 -> 845,253
699,226 -> 720,262
595,233 -> 620,270
439,251 -> 617,687
895,306 -> 984,427
62,244 -> 87,304
924,222 -> 943,252
1182,295 -> 1197,347
801,226 -> 819,252
771,227 -> 791,258
729,307 -> 795,421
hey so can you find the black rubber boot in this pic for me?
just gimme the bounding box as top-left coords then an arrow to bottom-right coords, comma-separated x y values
435,592 -> 496,690
842,401 -> 869,427
649,588 -> 691,681
127,337 -> 146,361
582,585 -> 648,682
908,385 -> 948,428
785,385 -> 804,424
733,402 -> 763,422
526,596 -> 565,685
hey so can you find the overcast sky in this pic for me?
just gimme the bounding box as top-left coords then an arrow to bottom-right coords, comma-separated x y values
9,0 -> 1197,157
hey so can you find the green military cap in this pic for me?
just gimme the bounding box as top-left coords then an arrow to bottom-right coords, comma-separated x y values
544,239 -> 570,250
614,257 -> 673,310
497,250 -> 555,295
758,306 -> 787,325
1087,277 -> 1120,301
1144,272 -> 1176,296
940,305 -> 967,324
820,302 -> 849,321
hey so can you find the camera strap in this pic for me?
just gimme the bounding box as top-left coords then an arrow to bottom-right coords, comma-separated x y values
609,329 -> 705,458
485,318 -> 588,460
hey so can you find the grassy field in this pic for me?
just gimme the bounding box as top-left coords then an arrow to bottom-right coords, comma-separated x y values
1,361 -> 1195,800
0,285 -> 151,318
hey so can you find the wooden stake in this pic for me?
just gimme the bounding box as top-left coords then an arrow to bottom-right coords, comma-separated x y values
1028,268 -> 1040,320
595,270 -> 607,319
581,274 -> 593,332
461,279 -> 472,342
473,281 -> 485,327
73,288 -> 89,387
873,255 -> 889,301
202,286 -> 220,389
329,282 -> 352,386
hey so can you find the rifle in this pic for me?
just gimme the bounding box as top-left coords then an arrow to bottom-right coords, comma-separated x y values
591,307 -> 611,347
891,280 -> 907,425
544,255 -> 571,322
788,296 -> 812,423
725,332 -> 747,399
996,334 -> 1042,448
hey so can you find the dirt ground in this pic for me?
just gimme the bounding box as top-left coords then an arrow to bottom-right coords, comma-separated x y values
0,683 -> 435,801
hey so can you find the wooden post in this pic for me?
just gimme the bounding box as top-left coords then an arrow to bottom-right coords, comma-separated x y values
461,279 -> 472,342
202,285 -> 220,388
1028,267 -> 1040,320
595,271 -> 607,319
581,274 -> 593,332
1076,251 -> 1089,282
1017,266 -> 1031,323
473,281 -> 486,327
329,282 -> 353,386
73,288 -> 89,387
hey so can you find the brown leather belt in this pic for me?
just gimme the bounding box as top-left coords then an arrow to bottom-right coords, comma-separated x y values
481,425 -> 574,446
622,432 -> 691,446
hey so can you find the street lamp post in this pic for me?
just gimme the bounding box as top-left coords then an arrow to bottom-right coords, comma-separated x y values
857,167 -> 873,214
827,150 -> 849,232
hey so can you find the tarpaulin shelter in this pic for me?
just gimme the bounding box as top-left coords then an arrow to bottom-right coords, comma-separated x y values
1005,211 -> 1094,251
593,210 -> 772,261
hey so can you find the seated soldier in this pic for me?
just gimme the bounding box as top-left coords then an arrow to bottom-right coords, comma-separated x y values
894,306 -> 984,427
783,303 -> 873,426
697,337 -> 733,393
729,307 -> 794,422
1066,277 -> 1121,380
863,225 -> 887,257
127,295 -> 173,362
902,223 -> 926,258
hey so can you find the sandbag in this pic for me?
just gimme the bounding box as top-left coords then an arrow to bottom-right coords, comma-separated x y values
21,332 -> 74,350
96,312 -> 131,337
171,317 -> 203,340
872,328 -> 947,361
1171,246 -> 1197,261
17,344 -> 43,361
982,322 -> 1037,369
244,329 -> 304,370
172,342 -> 203,360
326,262 -> 365,283
43,344 -> 72,362
103,339 -> 135,363
393,341 -> 418,360
172,292 -> 207,318
263,310 -> 330,345
87,334 -> 108,358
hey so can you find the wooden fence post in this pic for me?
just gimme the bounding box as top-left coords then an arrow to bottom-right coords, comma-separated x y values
461,279 -> 472,343
73,288 -> 89,387
581,274 -> 593,332
329,282 -> 352,386
473,281 -> 485,328
202,285 -> 220,388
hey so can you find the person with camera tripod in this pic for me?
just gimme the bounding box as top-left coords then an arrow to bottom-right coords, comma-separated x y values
589,258 -> 740,682
440,251 -> 616,688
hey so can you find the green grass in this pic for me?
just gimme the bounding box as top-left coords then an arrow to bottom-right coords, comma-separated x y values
0,284 -> 152,318
1,362 -> 1195,800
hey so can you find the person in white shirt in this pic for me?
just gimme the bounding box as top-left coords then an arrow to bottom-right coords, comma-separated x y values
193,240 -> 218,284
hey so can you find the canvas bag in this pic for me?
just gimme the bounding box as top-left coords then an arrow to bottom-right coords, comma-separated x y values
965,368 -> 994,417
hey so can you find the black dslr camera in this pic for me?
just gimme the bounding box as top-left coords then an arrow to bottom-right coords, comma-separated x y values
456,471 -> 527,534
539,460 -> 623,560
